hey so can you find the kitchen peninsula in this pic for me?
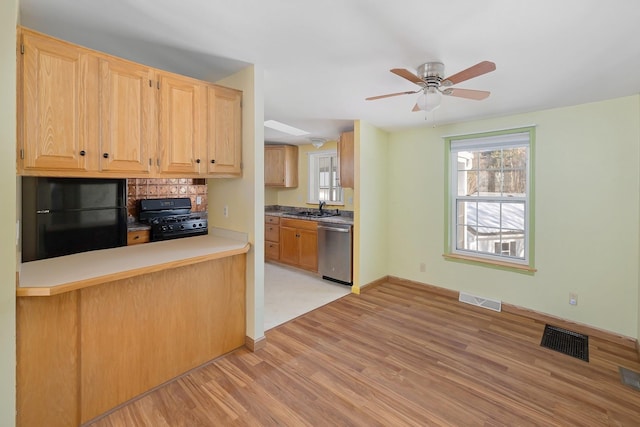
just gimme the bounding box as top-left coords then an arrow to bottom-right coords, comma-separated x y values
17,229 -> 250,426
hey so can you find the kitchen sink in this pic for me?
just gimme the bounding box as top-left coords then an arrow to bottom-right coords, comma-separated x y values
287,211 -> 339,218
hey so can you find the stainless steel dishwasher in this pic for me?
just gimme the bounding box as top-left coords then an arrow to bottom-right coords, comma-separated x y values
318,223 -> 353,285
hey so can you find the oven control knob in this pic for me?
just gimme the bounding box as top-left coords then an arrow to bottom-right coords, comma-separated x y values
161,225 -> 167,231
180,225 -> 185,230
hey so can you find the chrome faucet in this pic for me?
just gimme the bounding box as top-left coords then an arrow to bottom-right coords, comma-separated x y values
319,200 -> 326,215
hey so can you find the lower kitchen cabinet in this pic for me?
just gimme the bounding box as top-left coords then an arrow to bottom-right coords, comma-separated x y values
127,229 -> 150,245
279,218 -> 318,272
265,215 -> 280,261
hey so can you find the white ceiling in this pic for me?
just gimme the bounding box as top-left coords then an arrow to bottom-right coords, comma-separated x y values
19,0 -> 640,145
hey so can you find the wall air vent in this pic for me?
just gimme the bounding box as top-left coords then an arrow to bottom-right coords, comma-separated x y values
458,291 -> 502,312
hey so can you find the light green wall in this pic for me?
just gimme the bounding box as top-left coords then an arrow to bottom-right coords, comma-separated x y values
387,95 -> 640,338
353,120 -> 390,291
1,0 -> 18,424
267,141 -> 355,211
210,65 -> 265,341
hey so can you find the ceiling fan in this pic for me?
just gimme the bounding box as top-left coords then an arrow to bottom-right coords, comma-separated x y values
366,61 -> 496,112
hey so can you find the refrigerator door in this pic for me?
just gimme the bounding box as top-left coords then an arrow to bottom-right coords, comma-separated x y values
22,177 -> 127,262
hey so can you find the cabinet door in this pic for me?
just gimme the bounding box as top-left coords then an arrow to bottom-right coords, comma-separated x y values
279,226 -> 299,265
21,30 -> 95,173
298,228 -> 318,272
207,85 -> 242,176
158,72 -> 206,175
339,131 -> 354,189
265,145 -> 298,187
99,57 -> 155,173
264,146 -> 285,186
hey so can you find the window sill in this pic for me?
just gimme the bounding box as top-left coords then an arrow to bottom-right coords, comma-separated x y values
443,253 -> 537,274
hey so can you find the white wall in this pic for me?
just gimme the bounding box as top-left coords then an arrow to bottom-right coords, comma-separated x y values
210,65 -> 265,341
354,121 -> 390,291
1,0 -> 18,424
387,96 -> 640,338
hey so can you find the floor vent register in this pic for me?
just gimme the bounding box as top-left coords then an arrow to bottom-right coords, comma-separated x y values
540,324 -> 589,362
619,366 -> 640,392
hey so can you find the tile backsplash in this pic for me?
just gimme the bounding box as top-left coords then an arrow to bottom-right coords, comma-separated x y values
127,178 -> 208,220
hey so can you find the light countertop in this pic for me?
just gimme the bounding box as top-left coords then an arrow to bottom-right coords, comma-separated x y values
17,228 -> 250,297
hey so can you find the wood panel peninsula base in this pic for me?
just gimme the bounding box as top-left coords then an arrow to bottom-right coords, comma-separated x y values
16,233 -> 250,427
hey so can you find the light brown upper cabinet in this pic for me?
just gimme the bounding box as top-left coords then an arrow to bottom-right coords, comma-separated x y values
338,130 -> 354,189
157,71 -> 207,175
265,145 -> 298,187
99,56 -> 156,174
207,85 -> 242,176
17,27 -> 242,179
20,29 -> 95,174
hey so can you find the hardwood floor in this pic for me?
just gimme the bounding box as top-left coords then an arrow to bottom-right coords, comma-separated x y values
89,281 -> 640,426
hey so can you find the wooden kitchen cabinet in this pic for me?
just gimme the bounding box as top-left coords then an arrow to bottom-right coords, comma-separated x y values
157,71 -> 207,175
265,145 -> 298,187
19,28 -> 96,174
279,218 -> 318,272
17,27 -> 243,179
99,56 -> 156,174
265,215 -> 280,261
207,85 -> 242,176
127,229 -> 150,245
338,130 -> 354,189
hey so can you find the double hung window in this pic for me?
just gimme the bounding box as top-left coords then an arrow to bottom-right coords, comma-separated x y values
308,150 -> 343,204
446,127 -> 534,268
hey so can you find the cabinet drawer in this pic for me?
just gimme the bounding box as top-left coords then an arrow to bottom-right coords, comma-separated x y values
280,218 -> 318,231
265,224 -> 279,242
265,215 -> 280,225
127,230 -> 150,245
265,242 -> 279,260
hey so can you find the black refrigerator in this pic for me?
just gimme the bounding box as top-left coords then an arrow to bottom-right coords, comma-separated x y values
22,177 -> 128,262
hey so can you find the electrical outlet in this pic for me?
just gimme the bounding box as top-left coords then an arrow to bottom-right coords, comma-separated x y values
419,262 -> 426,273
196,196 -> 202,205
223,205 -> 229,218
569,292 -> 578,306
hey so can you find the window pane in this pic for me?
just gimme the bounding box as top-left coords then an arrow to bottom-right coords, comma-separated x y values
503,147 -> 527,169
478,171 -> 503,195
501,170 -> 526,196
501,202 -> 525,233
478,150 -> 502,169
458,170 -> 478,196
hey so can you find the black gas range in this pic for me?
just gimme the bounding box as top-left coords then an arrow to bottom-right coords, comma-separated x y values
139,198 -> 208,241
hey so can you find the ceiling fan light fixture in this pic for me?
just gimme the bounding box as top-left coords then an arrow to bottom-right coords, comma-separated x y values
416,87 -> 441,112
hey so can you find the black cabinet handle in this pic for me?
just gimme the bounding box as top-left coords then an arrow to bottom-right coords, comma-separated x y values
196,159 -> 201,164
79,150 -> 86,156
103,153 -> 109,158
211,159 -> 216,164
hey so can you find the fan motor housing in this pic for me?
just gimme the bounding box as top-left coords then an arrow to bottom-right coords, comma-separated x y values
417,62 -> 445,87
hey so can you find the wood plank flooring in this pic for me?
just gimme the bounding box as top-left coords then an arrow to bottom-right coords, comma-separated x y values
88,281 -> 640,426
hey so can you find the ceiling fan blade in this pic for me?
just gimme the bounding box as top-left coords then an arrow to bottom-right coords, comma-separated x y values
442,61 -> 496,86
390,68 -> 425,85
366,90 -> 419,101
442,88 -> 490,100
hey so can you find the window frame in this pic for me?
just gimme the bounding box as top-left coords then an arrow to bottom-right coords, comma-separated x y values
443,126 -> 536,273
307,149 -> 344,205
